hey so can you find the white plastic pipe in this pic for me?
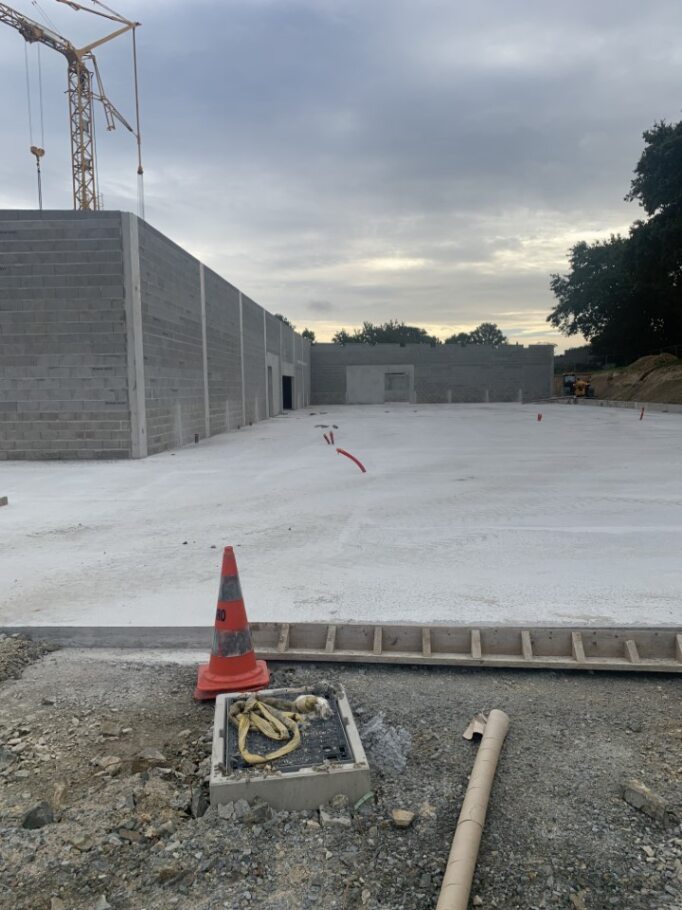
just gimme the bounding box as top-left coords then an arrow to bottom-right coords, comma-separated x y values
435,709 -> 510,910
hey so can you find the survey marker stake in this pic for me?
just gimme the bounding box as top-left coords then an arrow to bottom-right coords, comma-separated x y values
336,448 -> 367,473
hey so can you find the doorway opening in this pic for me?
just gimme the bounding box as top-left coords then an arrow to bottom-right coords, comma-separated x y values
282,375 -> 293,410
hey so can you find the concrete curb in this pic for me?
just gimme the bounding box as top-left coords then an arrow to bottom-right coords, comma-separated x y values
4,624 -> 681,672
3,621 -> 679,647
551,398 -> 682,415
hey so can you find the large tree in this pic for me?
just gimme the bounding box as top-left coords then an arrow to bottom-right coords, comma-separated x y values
548,120 -> 682,363
626,120 -> 682,215
548,236 -> 634,353
445,322 -> 508,346
332,320 -> 441,345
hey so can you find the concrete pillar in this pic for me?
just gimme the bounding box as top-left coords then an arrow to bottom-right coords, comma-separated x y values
121,213 -> 148,459
173,401 -> 183,448
517,388 -> 523,403
238,291 -> 246,426
484,389 -> 490,403
199,263 -> 210,438
263,309 -> 269,418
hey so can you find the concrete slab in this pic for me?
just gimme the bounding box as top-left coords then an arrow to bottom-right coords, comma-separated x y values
209,687 -> 371,811
0,404 -> 681,627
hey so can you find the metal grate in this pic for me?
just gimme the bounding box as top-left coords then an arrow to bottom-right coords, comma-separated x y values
224,692 -> 355,773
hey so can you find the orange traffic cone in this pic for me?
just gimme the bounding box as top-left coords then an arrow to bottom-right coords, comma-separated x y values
194,546 -> 270,700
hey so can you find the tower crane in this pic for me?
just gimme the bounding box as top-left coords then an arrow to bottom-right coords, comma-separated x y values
0,0 -> 143,212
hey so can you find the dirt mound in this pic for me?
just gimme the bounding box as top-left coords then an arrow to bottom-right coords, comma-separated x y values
622,353 -> 679,376
589,354 -> 682,403
0,634 -> 57,683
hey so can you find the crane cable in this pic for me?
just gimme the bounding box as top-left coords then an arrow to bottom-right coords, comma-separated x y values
24,43 -> 46,209
31,0 -> 59,34
131,26 -> 144,220
23,43 -> 34,149
37,45 -> 45,151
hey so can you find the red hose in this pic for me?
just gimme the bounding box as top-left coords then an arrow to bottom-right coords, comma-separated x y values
336,448 -> 367,473
323,433 -> 331,444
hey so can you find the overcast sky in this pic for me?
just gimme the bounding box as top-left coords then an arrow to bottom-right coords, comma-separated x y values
2,0 -> 682,347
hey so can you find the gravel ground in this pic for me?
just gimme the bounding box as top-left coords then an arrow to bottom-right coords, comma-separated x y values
0,641 -> 681,910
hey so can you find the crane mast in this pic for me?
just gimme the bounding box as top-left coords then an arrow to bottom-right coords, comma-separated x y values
0,1 -> 140,211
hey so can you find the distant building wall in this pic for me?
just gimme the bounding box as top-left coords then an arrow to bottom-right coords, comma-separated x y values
311,343 -> 554,405
0,210 -> 311,460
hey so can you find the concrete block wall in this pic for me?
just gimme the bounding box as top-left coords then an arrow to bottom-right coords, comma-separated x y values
0,211 -> 130,459
137,221 -> 206,454
0,210 -> 311,459
204,268 -> 242,435
241,295 -> 267,425
311,343 -> 554,405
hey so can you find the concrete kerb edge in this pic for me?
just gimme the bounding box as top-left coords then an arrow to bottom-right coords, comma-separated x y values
4,623 -> 681,651
549,398 -> 682,415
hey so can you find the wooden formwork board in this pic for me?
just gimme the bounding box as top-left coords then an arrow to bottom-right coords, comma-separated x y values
3,623 -> 681,673
251,622 -> 682,673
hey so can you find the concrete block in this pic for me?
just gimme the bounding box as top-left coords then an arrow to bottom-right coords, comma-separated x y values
621,779 -> 673,824
210,687 -> 371,812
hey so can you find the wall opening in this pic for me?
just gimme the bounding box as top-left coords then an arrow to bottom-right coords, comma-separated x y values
384,371 -> 410,402
282,375 -> 293,410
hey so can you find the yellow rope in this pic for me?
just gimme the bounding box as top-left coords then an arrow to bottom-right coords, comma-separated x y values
229,695 -> 331,766
229,696 -> 307,765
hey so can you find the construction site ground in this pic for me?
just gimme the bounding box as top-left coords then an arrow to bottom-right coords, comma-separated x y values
2,404 -> 681,629
2,405 -> 681,909
1,640 -> 681,910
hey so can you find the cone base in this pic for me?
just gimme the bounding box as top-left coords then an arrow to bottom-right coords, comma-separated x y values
193,660 -> 270,701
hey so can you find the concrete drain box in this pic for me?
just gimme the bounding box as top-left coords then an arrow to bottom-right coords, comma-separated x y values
210,686 -> 371,811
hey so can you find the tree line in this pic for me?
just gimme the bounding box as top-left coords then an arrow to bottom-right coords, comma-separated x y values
276,313 -> 508,346
548,120 -> 682,365
333,320 -> 508,346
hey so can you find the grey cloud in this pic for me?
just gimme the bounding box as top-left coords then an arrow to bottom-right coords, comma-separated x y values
307,300 -> 334,313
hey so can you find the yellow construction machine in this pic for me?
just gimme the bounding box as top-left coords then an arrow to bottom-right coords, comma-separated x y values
562,373 -> 594,398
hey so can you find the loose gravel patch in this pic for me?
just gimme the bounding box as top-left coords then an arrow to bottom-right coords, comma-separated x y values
0,649 -> 681,909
